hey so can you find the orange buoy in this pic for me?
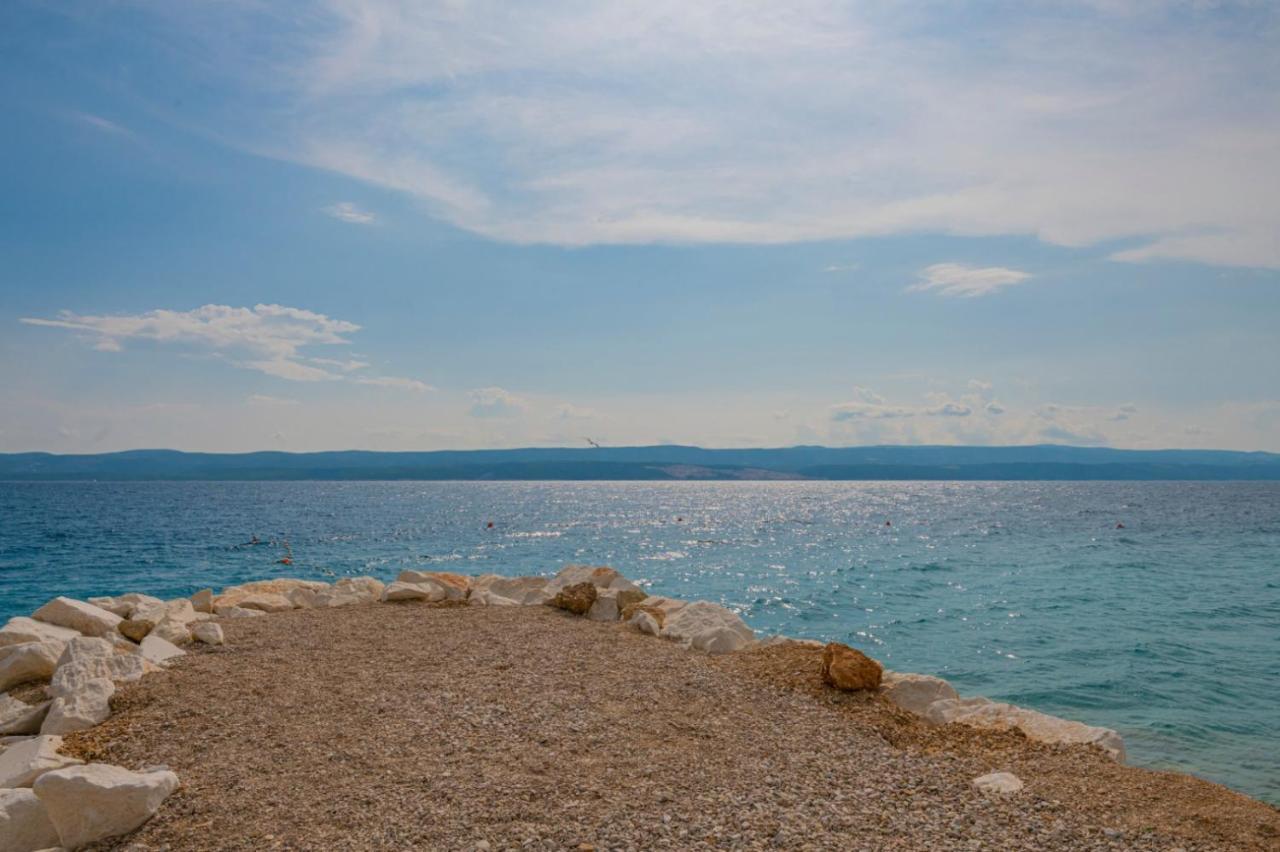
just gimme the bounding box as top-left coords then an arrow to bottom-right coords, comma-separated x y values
278,557 -> 292,565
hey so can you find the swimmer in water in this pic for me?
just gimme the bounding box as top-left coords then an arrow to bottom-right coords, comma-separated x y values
1116,522 -> 1125,529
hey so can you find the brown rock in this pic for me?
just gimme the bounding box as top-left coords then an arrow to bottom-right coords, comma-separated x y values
820,642 -> 883,691
548,582 -> 597,616
613,589 -> 647,614
117,619 -> 154,643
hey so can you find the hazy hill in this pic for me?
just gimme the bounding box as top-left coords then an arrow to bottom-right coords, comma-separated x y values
2,445 -> 1279,480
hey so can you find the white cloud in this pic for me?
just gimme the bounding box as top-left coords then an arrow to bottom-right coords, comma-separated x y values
468,386 -> 527,418
556,403 -> 599,420
985,401 -> 1006,416
831,388 -> 972,421
322,201 -> 377,225
247,394 -> 300,405
152,1 -> 1280,267
355,375 -> 433,391
21,304 -> 426,390
909,263 -> 1031,298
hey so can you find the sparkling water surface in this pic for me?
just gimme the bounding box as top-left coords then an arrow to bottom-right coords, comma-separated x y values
1,480 -> 1277,803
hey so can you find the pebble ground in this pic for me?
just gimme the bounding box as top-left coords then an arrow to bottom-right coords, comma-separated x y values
63,602 -> 1279,851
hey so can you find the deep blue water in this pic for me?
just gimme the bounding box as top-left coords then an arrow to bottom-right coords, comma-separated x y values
1,481 -> 1277,803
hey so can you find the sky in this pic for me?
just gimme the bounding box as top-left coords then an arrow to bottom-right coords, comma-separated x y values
2,1 -> 1278,453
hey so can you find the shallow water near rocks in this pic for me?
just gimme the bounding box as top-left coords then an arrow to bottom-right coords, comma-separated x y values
1,480 -> 1277,803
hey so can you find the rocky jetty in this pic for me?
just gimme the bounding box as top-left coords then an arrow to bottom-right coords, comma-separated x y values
0,562 -> 1165,850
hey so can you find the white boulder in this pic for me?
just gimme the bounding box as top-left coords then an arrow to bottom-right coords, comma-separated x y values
50,638 -> 149,698
87,593 -> 164,619
925,697 -> 1126,762
138,635 -> 186,665
216,606 -> 264,618
972,771 -> 1024,795
0,788 -> 60,852
586,591 -> 620,622
0,695 -> 51,736
0,618 -> 81,649
658,601 -> 755,654
381,580 -> 447,603
191,623 -> 224,645
879,671 -> 960,715
33,764 -> 180,850
288,577 -> 384,609
470,575 -> 551,606
468,590 -> 520,607
230,593 -> 294,613
0,643 -> 63,692
32,598 -> 122,639
544,565 -> 641,597
396,571 -> 469,601
0,736 -> 82,788
41,677 -> 114,735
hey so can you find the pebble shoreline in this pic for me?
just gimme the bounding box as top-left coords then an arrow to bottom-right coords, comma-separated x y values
1,566 -> 1277,850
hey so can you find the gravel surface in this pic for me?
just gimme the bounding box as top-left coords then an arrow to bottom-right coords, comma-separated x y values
63,602 -> 1279,851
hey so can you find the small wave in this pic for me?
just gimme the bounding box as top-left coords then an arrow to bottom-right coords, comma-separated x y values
505,531 -> 563,539
640,550 -> 689,561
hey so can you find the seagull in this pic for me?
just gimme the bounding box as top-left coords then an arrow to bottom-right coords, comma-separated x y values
583,437 -> 601,448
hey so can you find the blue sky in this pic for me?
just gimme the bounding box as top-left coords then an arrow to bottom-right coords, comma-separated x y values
2,1 -> 1278,452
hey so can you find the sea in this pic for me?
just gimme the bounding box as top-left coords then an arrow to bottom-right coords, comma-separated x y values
1,480 -> 1276,803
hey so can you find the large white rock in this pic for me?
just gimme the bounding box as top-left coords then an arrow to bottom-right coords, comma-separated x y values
544,565 -> 642,597
87,593 -> 165,619
0,788 -> 61,852
191,623 -> 224,645
33,764 -> 180,850
32,598 -> 122,639
972,771 -> 1024,795
0,643 -> 63,692
879,671 -> 960,715
469,575 -> 551,606
0,736 -> 82,788
468,589 -> 520,607
396,571 -> 469,601
50,637 -> 149,699
230,593 -> 295,613
215,606 -> 265,619
586,591 -> 620,622
138,635 -> 186,665
288,577 -> 383,609
0,695 -> 51,736
924,697 -> 1126,762
0,618 -> 81,649
41,677 -> 114,735
381,580 -> 447,602
658,601 -> 755,654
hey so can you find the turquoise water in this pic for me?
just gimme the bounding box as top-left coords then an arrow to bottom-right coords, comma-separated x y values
1,480 -> 1277,803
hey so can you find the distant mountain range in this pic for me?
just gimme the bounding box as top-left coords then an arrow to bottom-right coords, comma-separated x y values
2,445 -> 1279,480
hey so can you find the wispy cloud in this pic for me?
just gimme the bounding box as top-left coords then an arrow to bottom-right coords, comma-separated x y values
322,201 -> 377,225
21,304 -> 427,390
247,394 -> 299,406
909,263 -> 1031,298
468,387 -> 526,418
70,112 -> 132,137
144,1 -> 1280,267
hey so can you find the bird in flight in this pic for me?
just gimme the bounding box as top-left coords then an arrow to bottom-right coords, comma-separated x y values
583,437 -> 601,448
